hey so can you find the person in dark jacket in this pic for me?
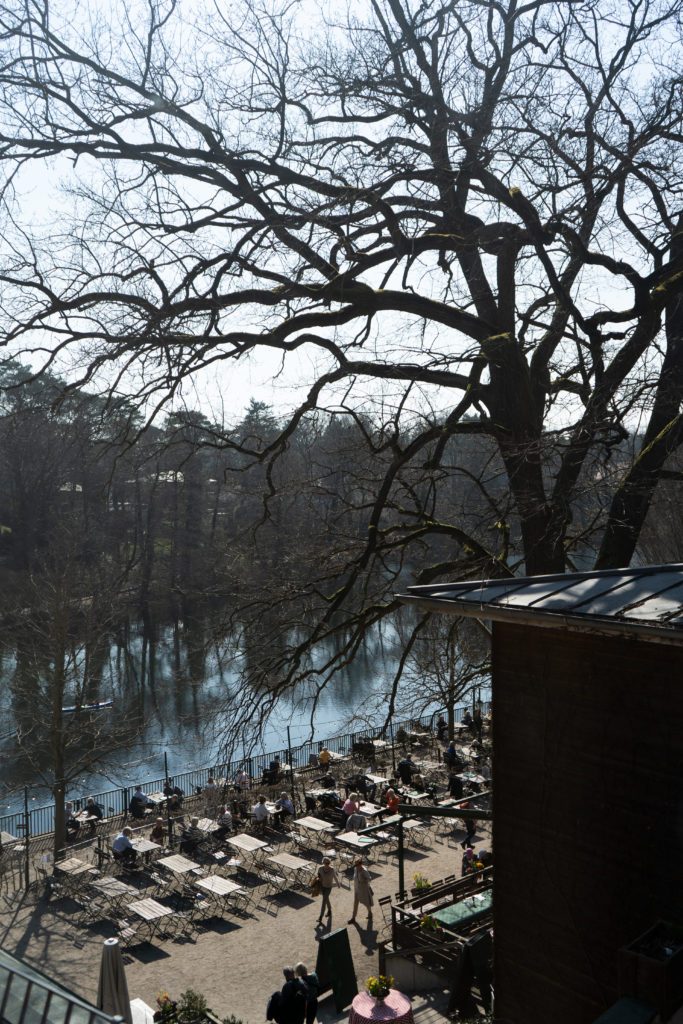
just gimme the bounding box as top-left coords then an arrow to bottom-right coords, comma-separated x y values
279,967 -> 306,1024
295,963 -> 319,1024
397,755 -> 416,785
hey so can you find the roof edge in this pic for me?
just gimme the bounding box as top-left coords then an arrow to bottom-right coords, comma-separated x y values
398,593 -> 683,647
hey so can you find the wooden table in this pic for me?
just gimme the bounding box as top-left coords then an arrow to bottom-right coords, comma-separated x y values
295,816 -> 335,833
55,856 -> 96,893
132,837 -> 161,854
226,833 -> 269,859
364,774 -> 389,786
91,876 -> 137,910
456,772 -> 486,784
146,792 -> 167,807
55,857 -> 92,877
193,874 -> 246,914
334,831 -> 377,853
157,854 -> 200,874
267,852 -> 315,887
196,818 -> 219,833
358,801 -> 384,819
126,897 -> 174,939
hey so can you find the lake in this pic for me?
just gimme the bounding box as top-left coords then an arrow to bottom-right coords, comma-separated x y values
0,604 -> 481,816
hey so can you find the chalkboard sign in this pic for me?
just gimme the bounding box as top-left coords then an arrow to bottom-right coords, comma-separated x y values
316,927 -> 358,1011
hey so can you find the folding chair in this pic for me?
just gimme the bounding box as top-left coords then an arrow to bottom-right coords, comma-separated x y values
378,893 -> 392,932
260,871 -> 289,898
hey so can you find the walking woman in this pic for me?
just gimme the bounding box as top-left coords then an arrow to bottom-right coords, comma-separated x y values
316,856 -> 340,924
348,857 -> 373,926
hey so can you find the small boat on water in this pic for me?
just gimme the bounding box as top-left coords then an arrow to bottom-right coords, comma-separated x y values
61,699 -> 114,714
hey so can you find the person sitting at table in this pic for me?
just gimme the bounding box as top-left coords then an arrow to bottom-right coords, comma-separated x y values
435,715 -> 448,741
275,792 -> 295,823
85,796 -> 104,820
234,768 -> 250,790
215,804 -> 233,838
150,816 -> 166,845
65,801 -> 80,839
252,794 -> 269,831
341,792 -> 360,821
203,776 -> 218,808
443,740 -> 459,769
163,777 -> 184,801
462,710 -> 474,733
179,816 -> 203,855
167,793 -> 183,818
318,747 -> 331,768
112,826 -> 136,866
128,786 -> 150,820
385,788 -> 400,814
344,811 -> 367,833
82,796 -> 104,832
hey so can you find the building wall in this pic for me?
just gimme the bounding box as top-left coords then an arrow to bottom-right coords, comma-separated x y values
492,623 -> 683,1023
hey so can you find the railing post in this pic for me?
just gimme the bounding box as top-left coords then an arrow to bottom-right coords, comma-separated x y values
23,787 -> 31,891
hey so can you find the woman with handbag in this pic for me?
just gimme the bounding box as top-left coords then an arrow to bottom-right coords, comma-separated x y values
349,857 -> 374,926
315,856 -> 339,924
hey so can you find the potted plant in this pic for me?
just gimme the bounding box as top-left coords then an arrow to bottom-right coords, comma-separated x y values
412,872 -> 430,892
419,913 -> 443,937
177,989 -> 209,1024
154,992 -> 178,1023
366,975 -> 394,1004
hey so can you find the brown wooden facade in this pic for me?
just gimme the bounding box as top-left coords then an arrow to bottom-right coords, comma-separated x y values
492,622 -> 683,1022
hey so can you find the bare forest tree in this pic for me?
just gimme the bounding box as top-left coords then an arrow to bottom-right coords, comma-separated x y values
0,0 -> 681,745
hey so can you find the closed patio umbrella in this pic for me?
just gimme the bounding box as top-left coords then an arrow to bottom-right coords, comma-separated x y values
97,938 -> 132,1023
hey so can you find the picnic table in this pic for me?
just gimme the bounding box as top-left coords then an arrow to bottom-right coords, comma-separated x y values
433,890 -> 493,932
131,836 -> 162,863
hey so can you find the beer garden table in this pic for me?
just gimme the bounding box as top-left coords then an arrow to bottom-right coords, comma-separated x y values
126,897 -> 175,940
433,890 -> 493,932
157,853 -> 201,875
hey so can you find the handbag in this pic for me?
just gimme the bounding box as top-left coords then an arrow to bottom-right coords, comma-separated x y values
310,875 -> 322,897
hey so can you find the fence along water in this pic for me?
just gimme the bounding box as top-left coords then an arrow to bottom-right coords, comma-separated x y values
0,702 -> 489,841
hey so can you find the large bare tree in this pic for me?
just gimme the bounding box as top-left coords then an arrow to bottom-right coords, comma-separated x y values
0,0 -> 681,735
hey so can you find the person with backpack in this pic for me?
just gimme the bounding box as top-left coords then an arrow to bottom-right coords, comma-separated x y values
295,963 -> 320,1024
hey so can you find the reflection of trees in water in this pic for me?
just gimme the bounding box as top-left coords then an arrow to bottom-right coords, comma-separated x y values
0,597 -> 429,810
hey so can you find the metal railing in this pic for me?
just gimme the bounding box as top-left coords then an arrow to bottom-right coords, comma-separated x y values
0,701 -> 490,842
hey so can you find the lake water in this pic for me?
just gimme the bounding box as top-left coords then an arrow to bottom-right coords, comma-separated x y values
0,606 -> 469,816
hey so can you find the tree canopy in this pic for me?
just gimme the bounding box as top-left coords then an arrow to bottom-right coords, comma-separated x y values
0,0 -> 682,730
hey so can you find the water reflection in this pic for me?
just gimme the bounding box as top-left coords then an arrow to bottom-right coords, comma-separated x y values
0,604 -> 404,814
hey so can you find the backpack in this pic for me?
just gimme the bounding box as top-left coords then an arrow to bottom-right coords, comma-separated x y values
266,991 -> 281,1022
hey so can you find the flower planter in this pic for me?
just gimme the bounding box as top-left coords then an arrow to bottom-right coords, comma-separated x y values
618,921 -> 683,1019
